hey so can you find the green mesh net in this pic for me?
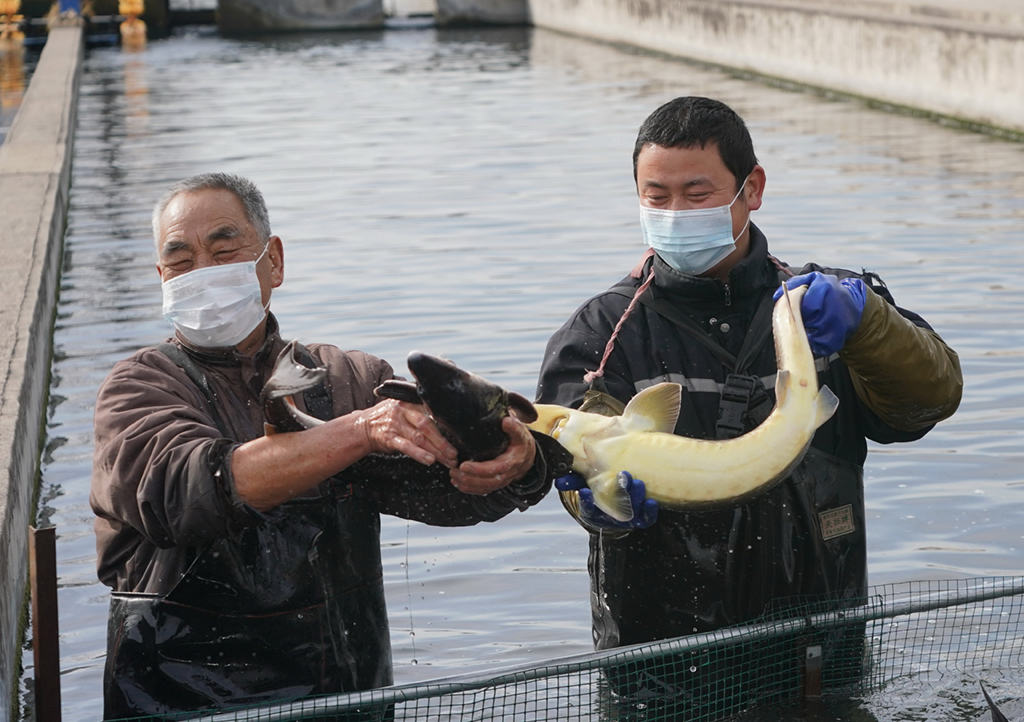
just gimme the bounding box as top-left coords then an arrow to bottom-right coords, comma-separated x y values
133,576 -> 1022,722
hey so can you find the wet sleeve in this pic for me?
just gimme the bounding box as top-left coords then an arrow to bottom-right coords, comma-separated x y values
840,286 -> 963,433
372,431 -> 559,525
310,344 -> 397,417
90,354 -> 260,551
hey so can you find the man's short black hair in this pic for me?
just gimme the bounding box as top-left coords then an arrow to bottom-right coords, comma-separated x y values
632,97 -> 758,191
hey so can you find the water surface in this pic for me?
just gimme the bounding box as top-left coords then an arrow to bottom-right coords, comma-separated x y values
20,25 -> 1024,720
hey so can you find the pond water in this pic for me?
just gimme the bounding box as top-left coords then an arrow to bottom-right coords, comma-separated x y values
17,23 -> 1024,721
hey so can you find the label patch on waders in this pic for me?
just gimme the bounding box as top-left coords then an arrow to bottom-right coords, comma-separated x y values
819,504 -> 856,540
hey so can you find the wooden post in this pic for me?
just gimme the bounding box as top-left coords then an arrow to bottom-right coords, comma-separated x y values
803,644 -> 822,702
29,525 -> 61,722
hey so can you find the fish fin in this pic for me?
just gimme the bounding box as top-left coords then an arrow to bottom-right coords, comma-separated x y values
374,380 -> 422,404
621,383 -> 681,434
264,422 -> 278,436
814,385 -> 840,428
507,391 -> 539,423
590,470 -> 634,523
775,369 -> 790,406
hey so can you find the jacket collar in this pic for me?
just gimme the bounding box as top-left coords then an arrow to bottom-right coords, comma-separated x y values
174,313 -> 285,369
648,223 -> 776,303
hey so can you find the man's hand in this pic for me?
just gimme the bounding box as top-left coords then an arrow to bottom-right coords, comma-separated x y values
774,271 -> 867,357
449,416 -> 536,494
556,471 -> 658,530
356,399 -> 459,468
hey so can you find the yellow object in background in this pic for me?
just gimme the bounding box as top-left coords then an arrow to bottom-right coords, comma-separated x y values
118,0 -> 142,16
0,0 -> 24,43
119,0 -> 145,48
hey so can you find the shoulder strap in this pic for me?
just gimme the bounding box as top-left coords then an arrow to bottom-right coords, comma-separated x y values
610,267 -> 789,375
156,343 -> 230,436
732,289 -> 776,373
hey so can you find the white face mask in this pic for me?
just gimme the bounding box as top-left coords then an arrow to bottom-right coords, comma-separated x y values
640,176 -> 750,275
161,245 -> 269,348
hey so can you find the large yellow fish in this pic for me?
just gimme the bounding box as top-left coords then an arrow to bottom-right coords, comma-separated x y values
529,285 -> 839,521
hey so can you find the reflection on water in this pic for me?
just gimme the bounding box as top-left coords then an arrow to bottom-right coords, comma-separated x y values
0,42 -> 34,145
19,24 -> 1024,721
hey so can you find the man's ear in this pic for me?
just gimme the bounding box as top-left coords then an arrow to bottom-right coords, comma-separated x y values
267,235 -> 284,288
745,165 -> 766,212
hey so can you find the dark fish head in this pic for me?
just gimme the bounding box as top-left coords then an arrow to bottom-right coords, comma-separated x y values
406,351 -> 536,462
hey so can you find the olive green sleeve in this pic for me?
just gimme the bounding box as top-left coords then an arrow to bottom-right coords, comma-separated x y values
838,287 -> 963,432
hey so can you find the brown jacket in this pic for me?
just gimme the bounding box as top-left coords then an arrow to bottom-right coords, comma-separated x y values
91,316 -> 550,596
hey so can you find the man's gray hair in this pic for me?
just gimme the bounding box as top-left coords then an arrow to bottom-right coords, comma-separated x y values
152,173 -> 272,247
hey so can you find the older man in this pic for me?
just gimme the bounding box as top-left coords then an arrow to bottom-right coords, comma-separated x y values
90,173 -> 557,719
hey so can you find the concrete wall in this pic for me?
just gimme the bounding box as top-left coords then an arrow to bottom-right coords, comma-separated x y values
0,26 -> 82,719
526,0 -> 1024,136
436,0 -> 529,25
218,0 -> 384,32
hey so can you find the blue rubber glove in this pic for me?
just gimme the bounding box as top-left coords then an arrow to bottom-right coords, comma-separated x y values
773,271 -> 867,357
555,471 -> 659,530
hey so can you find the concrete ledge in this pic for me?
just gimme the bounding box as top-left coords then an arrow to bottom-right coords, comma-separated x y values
218,0 -> 385,32
436,0 -> 530,25
0,26 -> 82,718
526,0 -> 1024,136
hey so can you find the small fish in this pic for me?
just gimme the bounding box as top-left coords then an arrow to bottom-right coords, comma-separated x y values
528,285 -> 840,521
375,351 -> 538,462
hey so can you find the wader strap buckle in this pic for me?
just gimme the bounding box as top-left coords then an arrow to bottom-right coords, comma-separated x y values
715,373 -> 771,440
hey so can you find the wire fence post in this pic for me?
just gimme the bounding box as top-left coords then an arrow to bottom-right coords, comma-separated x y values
30,525 -> 62,722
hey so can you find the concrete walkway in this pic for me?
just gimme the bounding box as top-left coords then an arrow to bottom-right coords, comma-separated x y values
0,26 -> 82,719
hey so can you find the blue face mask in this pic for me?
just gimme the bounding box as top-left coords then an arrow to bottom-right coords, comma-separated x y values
639,176 -> 750,275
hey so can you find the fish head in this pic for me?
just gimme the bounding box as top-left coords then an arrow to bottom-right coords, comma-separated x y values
406,351 -> 536,462
528,404 -> 573,438
528,404 -> 618,468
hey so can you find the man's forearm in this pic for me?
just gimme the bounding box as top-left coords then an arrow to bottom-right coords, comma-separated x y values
839,288 -> 963,431
231,414 -> 376,511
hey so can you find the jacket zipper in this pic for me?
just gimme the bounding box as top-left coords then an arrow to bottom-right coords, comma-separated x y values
724,282 -> 732,306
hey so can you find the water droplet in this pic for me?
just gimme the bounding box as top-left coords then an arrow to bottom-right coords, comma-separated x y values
689,665 -> 697,673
